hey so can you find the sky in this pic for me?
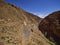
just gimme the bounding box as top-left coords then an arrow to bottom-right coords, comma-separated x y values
4,0 -> 60,18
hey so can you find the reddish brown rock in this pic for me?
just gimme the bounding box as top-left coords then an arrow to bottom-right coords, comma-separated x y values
0,42 -> 4,45
39,11 -> 60,45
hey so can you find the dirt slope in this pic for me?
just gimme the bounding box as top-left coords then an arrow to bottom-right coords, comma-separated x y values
0,1 -> 55,45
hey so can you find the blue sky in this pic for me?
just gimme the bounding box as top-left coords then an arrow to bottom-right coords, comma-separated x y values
4,0 -> 60,18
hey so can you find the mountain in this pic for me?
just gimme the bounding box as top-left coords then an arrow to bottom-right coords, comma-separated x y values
39,11 -> 60,45
0,0 -> 55,45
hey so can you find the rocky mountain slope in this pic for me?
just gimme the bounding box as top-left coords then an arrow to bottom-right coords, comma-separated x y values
0,0 -> 55,45
39,11 -> 60,45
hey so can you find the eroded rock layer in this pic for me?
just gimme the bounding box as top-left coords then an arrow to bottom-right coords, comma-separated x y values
39,11 -> 60,45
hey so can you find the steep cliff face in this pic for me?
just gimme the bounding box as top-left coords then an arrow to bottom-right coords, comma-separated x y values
0,1 -> 55,45
39,11 -> 60,45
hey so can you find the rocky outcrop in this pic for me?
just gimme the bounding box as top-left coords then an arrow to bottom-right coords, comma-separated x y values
0,1 -> 55,45
39,11 -> 60,45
